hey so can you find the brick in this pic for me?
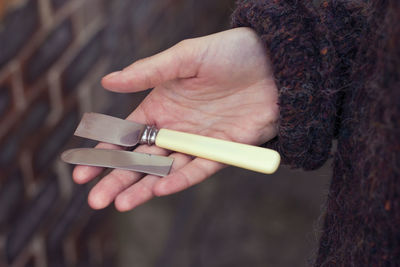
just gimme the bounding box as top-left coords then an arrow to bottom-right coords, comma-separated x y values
47,185 -> 89,249
0,132 -> 18,168
78,0 -> 107,31
6,177 -> 59,263
24,19 -> 74,84
47,185 -> 90,266
140,3 -> 185,48
17,96 -> 51,135
0,0 -> 40,68
51,0 -> 70,10
0,169 -> 24,227
75,258 -> 91,267
62,30 -> 104,96
0,95 -> 50,168
24,257 -> 35,267
74,210 -> 109,265
33,110 -> 78,174
46,249 -> 65,267
101,1 -> 134,68
0,85 -> 12,120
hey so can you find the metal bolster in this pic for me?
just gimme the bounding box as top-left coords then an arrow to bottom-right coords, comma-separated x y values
139,125 -> 159,145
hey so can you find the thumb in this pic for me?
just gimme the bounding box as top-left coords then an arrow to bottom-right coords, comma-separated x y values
102,40 -> 199,92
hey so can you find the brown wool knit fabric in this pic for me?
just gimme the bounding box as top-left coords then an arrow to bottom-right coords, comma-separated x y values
232,0 -> 400,265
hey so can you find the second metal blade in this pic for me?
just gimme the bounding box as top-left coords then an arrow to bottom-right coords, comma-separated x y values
61,148 -> 173,176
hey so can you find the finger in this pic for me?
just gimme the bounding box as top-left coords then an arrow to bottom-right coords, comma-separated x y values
88,168 -> 143,210
113,175 -> 159,212
101,39 -> 198,93
153,158 -> 225,196
87,145 -> 168,210
72,142 -> 122,184
114,152 -> 193,211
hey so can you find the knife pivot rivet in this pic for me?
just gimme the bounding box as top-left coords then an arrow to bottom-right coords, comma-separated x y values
140,125 -> 158,145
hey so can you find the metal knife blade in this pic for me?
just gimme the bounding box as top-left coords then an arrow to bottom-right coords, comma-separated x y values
75,113 -> 146,146
61,148 -> 173,176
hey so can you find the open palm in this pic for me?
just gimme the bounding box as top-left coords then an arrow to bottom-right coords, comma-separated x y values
73,28 -> 279,211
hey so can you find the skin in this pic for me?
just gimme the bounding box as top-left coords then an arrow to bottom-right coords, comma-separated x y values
73,27 -> 279,211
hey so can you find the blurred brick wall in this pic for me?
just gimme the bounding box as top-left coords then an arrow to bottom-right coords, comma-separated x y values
0,0 -> 234,266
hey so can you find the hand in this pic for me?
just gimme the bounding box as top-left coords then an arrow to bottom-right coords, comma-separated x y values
73,27 -> 279,211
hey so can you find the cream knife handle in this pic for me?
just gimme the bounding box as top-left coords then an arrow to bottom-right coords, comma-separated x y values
155,129 -> 280,174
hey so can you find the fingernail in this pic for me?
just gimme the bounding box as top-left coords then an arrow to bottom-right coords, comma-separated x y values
104,71 -> 122,80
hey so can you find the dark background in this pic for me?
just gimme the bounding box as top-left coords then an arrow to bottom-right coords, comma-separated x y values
0,0 -> 330,266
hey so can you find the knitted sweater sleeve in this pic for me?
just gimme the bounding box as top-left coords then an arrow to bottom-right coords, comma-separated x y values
231,0 -> 365,170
